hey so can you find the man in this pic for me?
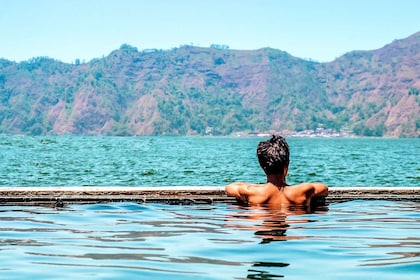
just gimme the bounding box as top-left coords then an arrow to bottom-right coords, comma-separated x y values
226,135 -> 328,207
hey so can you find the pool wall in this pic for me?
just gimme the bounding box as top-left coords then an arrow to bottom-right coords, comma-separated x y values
0,186 -> 418,206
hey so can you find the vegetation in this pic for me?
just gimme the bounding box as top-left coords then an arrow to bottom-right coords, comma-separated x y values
0,32 -> 419,137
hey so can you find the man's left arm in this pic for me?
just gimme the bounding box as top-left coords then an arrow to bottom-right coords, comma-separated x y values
313,182 -> 328,197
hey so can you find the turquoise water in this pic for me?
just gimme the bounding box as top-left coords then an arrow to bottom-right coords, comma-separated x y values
0,136 -> 419,279
0,201 -> 418,279
0,136 -> 419,187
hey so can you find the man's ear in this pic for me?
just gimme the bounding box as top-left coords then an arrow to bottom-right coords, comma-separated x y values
283,166 -> 289,177
283,160 -> 289,177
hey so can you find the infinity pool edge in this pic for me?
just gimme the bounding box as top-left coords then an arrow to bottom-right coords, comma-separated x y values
0,186 -> 418,206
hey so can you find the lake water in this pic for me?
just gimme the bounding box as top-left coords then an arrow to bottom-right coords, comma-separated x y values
0,136 -> 419,187
0,136 -> 419,279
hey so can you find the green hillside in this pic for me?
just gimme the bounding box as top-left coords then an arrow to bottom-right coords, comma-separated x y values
0,32 -> 419,137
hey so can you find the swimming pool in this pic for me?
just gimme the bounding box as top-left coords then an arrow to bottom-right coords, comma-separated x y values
0,200 -> 418,279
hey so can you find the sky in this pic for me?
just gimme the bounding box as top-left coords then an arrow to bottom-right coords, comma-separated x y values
1,0 -> 419,63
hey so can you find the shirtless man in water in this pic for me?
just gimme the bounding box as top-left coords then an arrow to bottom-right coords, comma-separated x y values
226,135 -> 328,207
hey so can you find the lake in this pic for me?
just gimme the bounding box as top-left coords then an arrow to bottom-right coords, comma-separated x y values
0,136 -> 418,187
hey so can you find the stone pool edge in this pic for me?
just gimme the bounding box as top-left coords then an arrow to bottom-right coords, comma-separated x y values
0,186 -> 418,207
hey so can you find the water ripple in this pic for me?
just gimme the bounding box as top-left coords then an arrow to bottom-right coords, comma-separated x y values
0,136 -> 419,187
0,201 -> 418,279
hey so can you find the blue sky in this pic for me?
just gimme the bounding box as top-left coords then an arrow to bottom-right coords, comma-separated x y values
1,0 -> 419,63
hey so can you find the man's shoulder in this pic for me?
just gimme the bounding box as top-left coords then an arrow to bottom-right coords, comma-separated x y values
291,182 -> 326,188
287,183 -> 317,196
226,182 -> 252,187
289,182 -> 328,197
226,182 -> 268,196
289,182 -> 314,189
226,182 -> 274,205
226,182 -> 266,191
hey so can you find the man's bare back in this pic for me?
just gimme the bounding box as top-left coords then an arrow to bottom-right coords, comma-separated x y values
226,182 -> 328,206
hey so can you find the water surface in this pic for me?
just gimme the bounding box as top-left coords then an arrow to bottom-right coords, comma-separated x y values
0,200 -> 418,279
0,136 -> 419,187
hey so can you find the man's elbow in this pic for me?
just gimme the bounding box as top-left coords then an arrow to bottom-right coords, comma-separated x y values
314,183 -> 329,197
225,184 -> 239,197
319,187 -> 329,197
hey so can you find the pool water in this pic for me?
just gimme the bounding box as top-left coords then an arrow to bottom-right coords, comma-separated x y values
0,200 -> 418,279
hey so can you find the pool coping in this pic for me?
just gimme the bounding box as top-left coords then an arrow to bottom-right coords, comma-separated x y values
0,186 -> 418,207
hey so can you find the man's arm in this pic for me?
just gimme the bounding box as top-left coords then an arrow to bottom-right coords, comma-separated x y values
225,182 -> 268,205
296,183 -> 328,207
313,182 -> 328,197
225,182 -> 243,197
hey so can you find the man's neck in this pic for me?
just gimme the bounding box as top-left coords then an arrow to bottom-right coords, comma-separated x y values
266,174 -> 287,189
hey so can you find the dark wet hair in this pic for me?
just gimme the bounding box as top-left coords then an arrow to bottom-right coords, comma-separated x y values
257,135 -> 290,175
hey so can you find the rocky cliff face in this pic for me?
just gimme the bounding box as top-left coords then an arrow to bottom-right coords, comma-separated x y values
0,33 -> 419,137
318,32 -> 420,137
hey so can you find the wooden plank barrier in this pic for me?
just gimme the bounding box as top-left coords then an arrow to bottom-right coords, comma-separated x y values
0,186 -> 418,207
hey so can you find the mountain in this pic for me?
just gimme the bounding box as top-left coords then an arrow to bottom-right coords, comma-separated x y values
0,32 -> 419,137
318,31 -> 420,137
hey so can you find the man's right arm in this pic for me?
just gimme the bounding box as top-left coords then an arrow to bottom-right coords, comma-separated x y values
226,182 -> 251,204
226,182 -> 268,205
225,182 -> 243,197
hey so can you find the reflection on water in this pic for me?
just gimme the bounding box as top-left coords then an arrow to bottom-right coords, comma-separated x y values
225,204 -> 329,279
225,204 -> 328,244
0,201 -> 418,279
247,262 -> 289,279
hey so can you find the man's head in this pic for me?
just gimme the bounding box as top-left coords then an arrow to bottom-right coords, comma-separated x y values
257,135 -> 290,175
